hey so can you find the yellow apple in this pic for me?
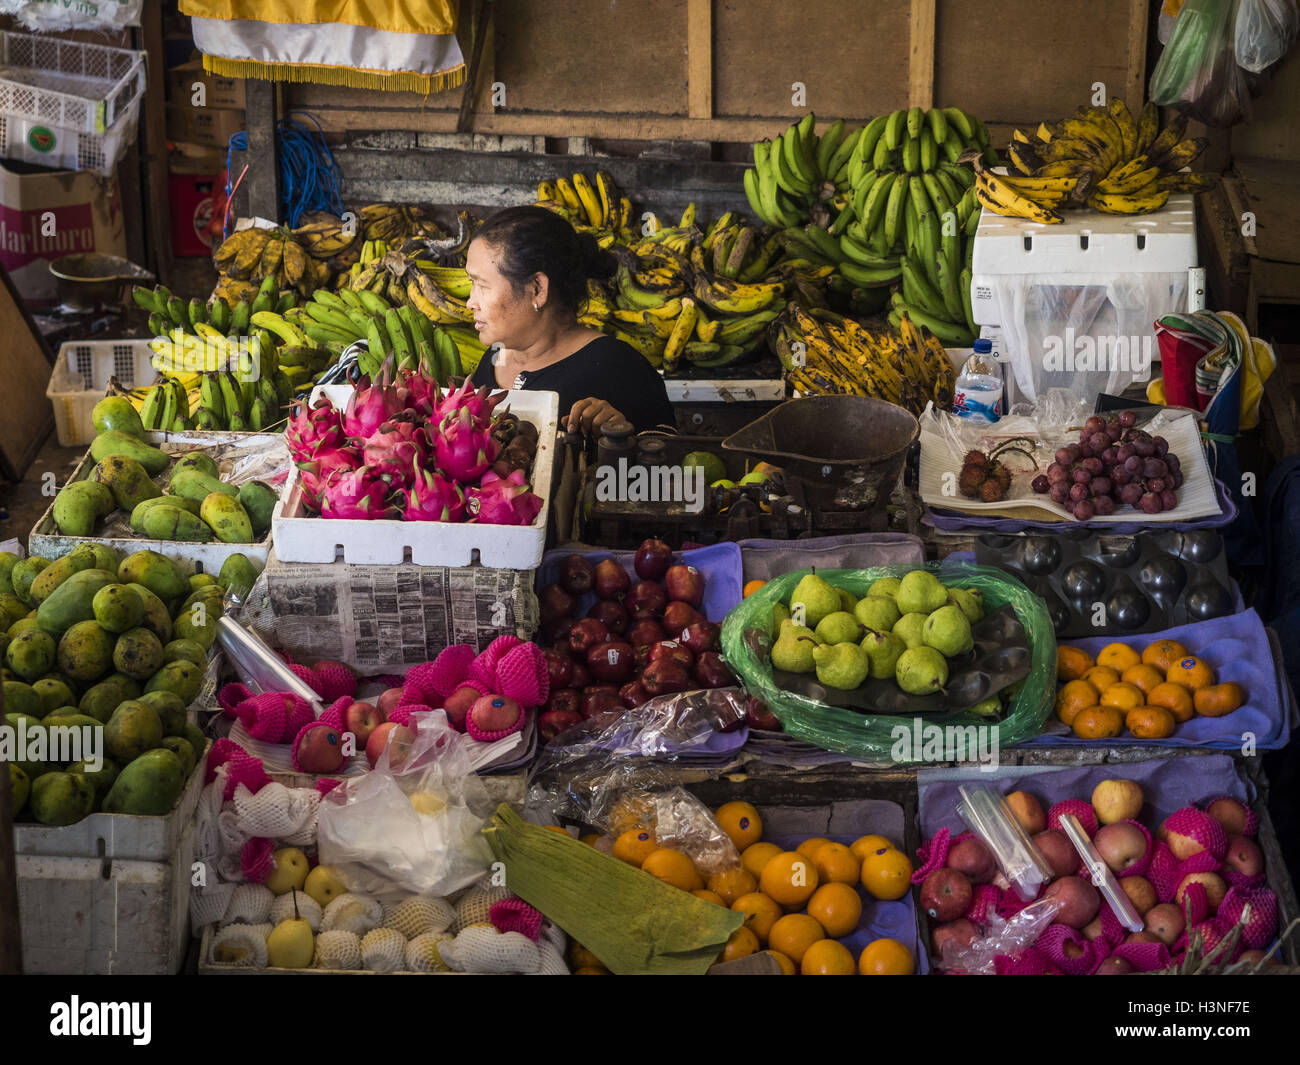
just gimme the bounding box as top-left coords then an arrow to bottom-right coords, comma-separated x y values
265,847 -> 309,896
1091,779 -> 1144,824
303,864 -> 347,908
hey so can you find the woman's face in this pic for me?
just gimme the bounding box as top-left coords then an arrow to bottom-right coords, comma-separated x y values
466,238 -> 546,349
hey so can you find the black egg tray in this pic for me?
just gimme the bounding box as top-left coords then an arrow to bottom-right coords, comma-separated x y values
772,605 -> 1031,715
974,529 -> 1234,638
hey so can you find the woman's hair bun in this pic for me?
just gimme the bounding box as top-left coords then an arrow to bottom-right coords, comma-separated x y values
577,231 -> 618,281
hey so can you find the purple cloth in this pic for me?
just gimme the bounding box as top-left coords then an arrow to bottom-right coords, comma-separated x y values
736,533 -> 926,582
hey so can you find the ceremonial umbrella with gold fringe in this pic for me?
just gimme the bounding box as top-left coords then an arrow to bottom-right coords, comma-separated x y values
180,0 -> 466,93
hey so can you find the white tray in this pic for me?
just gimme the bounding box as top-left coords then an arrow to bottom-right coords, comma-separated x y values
272,388 -> 558,570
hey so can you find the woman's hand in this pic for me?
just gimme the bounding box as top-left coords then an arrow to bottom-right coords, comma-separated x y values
566,397 -> 625,436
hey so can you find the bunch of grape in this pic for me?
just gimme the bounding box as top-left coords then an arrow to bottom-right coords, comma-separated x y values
1031,410 -> 1182,520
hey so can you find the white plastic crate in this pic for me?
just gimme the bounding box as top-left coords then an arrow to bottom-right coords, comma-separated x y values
273,387 -> 558,569
46,338 -> 156,447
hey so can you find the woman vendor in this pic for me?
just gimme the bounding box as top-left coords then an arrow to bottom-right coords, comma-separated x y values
467,206 -> 676,435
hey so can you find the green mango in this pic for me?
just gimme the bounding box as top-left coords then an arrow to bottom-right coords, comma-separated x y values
84,545 -> 120,574
52,481 -> 112,537
182,723 -> 208,766
10,557 -> 51,607
139,689 -> 187,735
103,673 -> 143,700
29,546 -> 99,604
30,771 -> 95,825
103,748 -> 184,816
92,454 -> 162,512
3,680 -> 43,718
218,553 -> 262,600
36,568 -> 119,636
162,638 -> 207,666
118,550 -> 189,602
169,466 -> 237,505
159,735 -> 196,779
56,620 -> 116,682
8,617 -> 38,638
125,583 -> 172,643
5,713 -> 48,781
9,764 -> 30,814
0,550 -> 19,596
112,627 -> 164,680
141,505 -> 213,542
189,573 -> 219,591
144,660 -> 203,705
78,679 -> 132,723
32,676 -> 76,715
130,495 -> 200,534
6,628 -> 56,681
238,480 -> 277,537
200,492 -> 254,544
173,598 -> 219,649
0,592 -> 27,630
92,395 -> 147,438
68,756 -> 118,800
104,700 -> 163,762
170,452 -> 219,479
89,430 -> 169,475
42,711 -> 103,732
92,583 -> 143,634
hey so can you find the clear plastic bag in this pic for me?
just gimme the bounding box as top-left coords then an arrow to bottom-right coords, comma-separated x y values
1150,0 -> 1254,126
937,898 -> 1061,973
1234,0 -> 1298,71
316,711 -> 496,896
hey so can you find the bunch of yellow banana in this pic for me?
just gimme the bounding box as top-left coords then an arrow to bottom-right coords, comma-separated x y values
358,203 -> 447,246
994,100 -> 1213,218
536,170 -> 634,245
292,210 -> 364,275
776,305 -> 955,413
212,225 -> 330,297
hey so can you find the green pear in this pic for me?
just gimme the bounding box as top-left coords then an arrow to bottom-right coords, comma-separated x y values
772,602 -> 791,629
946,587 -> 985,622
771,621 -> 818,674
896,646 -> 949,694
854,595 -> 901,633
266,892 -> 315,968
968,696 -> 1001,717
861,630 -> 906,679
814,611 -> 862,646
811,642 -> 871,691
896,570 -> 948,615
922,604 -> 974,657
892,612 -> 929,649
836,588 -> 858,614
788,572 -> 840,630
867,577 -> 902,600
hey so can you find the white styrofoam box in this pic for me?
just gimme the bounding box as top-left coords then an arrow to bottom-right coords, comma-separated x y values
46,338 -> 157,447
662,378 -> 785,403
273,388 -> 558,569
29,430 -> 284,571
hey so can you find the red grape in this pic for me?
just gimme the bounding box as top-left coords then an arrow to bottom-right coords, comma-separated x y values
1032,474 -> 1050,493
1161,489 -> 1178,511
1143,458 -> 1167,479
1139,492 -> 1163,514
1048,462 -> 1069,484
1073,468 -> 1092,484
1083,457 -> 1104,476
1055,447 -> 1073,466
1134,441 -> 1156,458
1171,471 -> 1184,489
1101,447 -> 1119,464
1153,436 -> 1169,457
1093,495 -> 1116,516
1069,483 -> 1089,502
1118,410 -> 1137,428
1117,444 -> 1135,462
1073,499 -> 1095,520
1085,416 -> 1107,435
1089,432 -> 1109,452
1050,483 -> 1070,504
1106,423 -> 1123,443
1113,466 -> 1133,486
1090,477 -> 1113,496
1147,477 -> 1166,493
1120,483 -> 1143,505
1124,455 -> 1143,474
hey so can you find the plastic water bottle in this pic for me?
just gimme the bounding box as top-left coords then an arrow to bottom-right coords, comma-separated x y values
952,338 -> 1004,423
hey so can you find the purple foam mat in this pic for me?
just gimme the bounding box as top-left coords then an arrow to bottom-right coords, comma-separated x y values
737,533 -> 926,581
1023,608 -> 1288,750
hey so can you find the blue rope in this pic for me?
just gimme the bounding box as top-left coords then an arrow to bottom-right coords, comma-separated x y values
224,109 -> 344,235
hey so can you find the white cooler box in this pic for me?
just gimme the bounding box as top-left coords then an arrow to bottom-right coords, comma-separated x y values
970,194 -> 1198,406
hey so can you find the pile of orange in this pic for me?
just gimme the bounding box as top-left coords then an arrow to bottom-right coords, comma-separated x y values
1056,640 -> 1246,740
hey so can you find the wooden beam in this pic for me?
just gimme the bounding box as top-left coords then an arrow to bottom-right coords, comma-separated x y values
1125,0 -> 1149,111
244,81 -> 282,222
457,0 -> 491,134
687,0 -> 713,121
138,0 -> 174,284
908,0 -> 936,110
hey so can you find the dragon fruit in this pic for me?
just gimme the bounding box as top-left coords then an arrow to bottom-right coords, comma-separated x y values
400,371 -> 442,418
319,466 -> 398,520
403,465 -> 467,522
435,407 -> 500,483
361,419 -> 428,489
297,444 -> 362,512
468,470 -> 543,526
436,379 -> 508,428
342,377 -> 404,439
286,397 -> 345,461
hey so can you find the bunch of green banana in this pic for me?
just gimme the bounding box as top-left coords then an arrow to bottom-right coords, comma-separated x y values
134,276 -> 294,338
995,100 -> 1212,218
135,377 -> 198,432
189,370 -> 287,432
536,170 -> 635,245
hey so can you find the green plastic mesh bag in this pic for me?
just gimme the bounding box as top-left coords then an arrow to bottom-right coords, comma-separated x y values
720,562 -> 1056,761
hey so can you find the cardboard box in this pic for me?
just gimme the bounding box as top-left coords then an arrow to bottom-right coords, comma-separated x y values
169,140 -> 228,175
166,103 -> 244,150
0,158 -> 126,304
166,59 -> 246,110
169,171 -> 222,257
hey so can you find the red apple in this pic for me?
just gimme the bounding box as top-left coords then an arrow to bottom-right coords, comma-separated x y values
633,538 -> 672,581
376,687 -> 404,717
569,661 -> 591,689
930,918 -> 978,957
311,659 -> 356,683
1143,902 -> 1184,946
664,563 -> 704,607
1094,821 -> 1148,873
538,708 -> 582,742
1205,797 -> 1250,837
1032,829 -> 1080,880
568,618 -> 610,656
341,700 -> 384,748
693,651 -> 733,689
1095,956 -> 1135,975
538,583 -> 576,624
1081,917 -> 1105,941
365,722 -> 415,768
580,686 -> 623,718
441,685 -> 480,730
541,616 -> 576,645
948,836 -> 997,884
648,640 -> 694,672
626,618 -> 667,650
1043,875 -> 1100,929
1004,791 -> 1046,835
544,687 -> 581,718
593,558 -> 631,600
743,695 -> 781,731
1125,931 -> 1163,946
619,680 -> 649,709
469,694 -> 522,733
626,580 -> 668,619
587,598 -> 629,636
1223,835 -> 1264,878
1176,872 -> 1227,914
680,620 -> 721,655
662,601 -> 704,637
543,649 -> 574,690
297,723 -> 345,773
640,657 -> 692,696
586,641 -> 635,683
920,868 -> 972,923
558,554 -> 595,596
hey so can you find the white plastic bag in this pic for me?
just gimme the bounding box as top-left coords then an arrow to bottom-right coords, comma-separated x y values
1234,0 -> 1298,71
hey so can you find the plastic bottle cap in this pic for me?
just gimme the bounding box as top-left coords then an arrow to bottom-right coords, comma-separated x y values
972,338 -> 992,353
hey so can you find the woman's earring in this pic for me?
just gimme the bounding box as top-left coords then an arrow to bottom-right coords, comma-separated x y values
533,303 -> 540,312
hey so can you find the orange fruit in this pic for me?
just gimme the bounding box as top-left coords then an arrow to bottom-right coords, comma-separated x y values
743,579 -> 768,599
1057,645 -> 1095,681
759,851 -> 819,907
801,938 -> 856,975
641,847 -> 702,891
1100,682 -> 1144,711
544,825 -> 571,836
1142,639 -> 1189,674
860,846 -> 913,900
732,891 -> 783,943
859,937 -> 915,975
1082,665 -> 1122,692
579,832 -> 602,847
715,801 -> 763,851
806,881 -> 863,937
811,842 -> 861,885
718,924 -> 760,962
1056,679 -> 1100,725
767,913 -> 825,964
1097,642 -> 1141,672
740,841 -> 782,880
1167,656 -> 1215,691
796,836 -> 833,860
569,943 -> 606,970
692,888 -> 727,906
849,834 -> 896,861
1121,663 -> 1165,696
612,828 -> 658,866
762,948 -> 796,975
1125,705 -> 1177,739
1194,681 -> 1246,717
1072,704 -> 1124,740
1148,681 -> 1195,723
573,967 -> 609,975
706,865 -> 758,906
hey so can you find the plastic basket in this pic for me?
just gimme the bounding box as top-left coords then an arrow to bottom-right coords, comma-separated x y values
45,338 -> 156,446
